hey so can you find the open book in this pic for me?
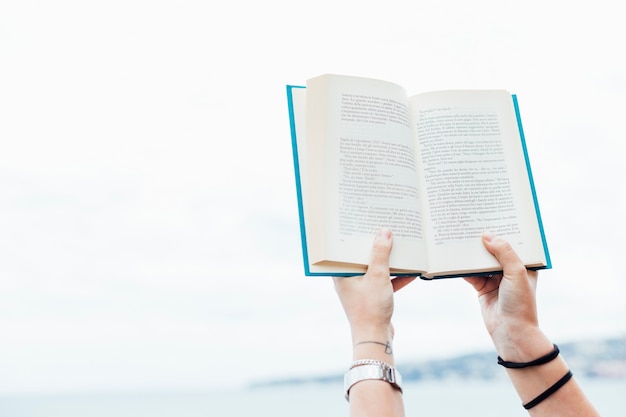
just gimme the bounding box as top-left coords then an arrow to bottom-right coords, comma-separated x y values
287,74 -> 551,279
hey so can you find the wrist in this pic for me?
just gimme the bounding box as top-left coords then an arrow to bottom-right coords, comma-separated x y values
350,322 -> 393,343
492,325 -> 553,363
351,326 -> 395,365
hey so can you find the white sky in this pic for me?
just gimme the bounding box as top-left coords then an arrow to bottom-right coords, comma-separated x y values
1,0 -> 625,394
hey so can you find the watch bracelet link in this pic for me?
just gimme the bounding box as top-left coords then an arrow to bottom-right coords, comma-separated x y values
350,359 -> 390,369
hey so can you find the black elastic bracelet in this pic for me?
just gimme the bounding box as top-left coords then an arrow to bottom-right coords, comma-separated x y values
497,344 -> 560,368
523,370 -> 573,410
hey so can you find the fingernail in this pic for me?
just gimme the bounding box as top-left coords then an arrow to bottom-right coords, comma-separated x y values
376,228 -> 392,241
482,230 -> 495,242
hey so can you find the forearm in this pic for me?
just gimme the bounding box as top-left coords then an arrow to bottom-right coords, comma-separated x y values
347,380 -> 404,417
494,328 -> 600,417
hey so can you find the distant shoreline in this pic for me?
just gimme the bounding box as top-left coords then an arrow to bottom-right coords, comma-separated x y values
250,336 -> 626,388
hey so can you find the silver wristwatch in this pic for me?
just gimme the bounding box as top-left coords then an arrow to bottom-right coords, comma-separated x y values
344,364 -> 403,401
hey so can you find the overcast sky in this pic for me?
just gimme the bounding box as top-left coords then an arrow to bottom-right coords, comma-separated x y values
1,0 -> 624,394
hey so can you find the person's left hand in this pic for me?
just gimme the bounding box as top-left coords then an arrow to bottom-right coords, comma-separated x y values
333,228 -> 415,346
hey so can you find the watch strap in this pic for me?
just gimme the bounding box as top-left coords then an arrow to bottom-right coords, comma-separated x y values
344,364 -> 403,401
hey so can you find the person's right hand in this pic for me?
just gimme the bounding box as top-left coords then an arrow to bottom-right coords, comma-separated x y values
464,231 -> 552,361
465,233 -> 601,416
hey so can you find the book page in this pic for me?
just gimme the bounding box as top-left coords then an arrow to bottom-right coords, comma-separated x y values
409,90 -> 546,276
306,74 -> 427,271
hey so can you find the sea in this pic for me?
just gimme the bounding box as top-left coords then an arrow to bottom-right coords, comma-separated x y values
0,379 -> 624,417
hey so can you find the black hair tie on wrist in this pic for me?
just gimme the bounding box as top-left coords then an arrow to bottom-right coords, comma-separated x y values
497,344 -> 560,368
523,370 -> 573,409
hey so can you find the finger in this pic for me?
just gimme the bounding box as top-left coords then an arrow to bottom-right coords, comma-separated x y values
391,276 -> 416,292
332,276 -> 341,288
464,274 -> 502,296
332,273 -> 358,287
332,276 -> 352,296
367,228 -> 393,278
527,269 -> 539,293
464,276 -> 487,292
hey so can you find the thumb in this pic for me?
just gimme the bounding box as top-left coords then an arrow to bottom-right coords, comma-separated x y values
367,228 -> 393,277
482,231 -> 524,279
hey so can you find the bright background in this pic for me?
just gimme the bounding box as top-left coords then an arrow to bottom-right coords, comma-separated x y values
1,0 -> 624,394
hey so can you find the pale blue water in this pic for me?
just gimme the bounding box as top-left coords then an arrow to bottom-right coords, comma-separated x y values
1,379 -> 624,417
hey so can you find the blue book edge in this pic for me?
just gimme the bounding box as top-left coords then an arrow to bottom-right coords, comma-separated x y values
286,85 -> 314,276
512,94 -> 552,270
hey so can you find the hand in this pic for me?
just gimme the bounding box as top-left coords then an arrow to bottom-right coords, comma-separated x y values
465,235 -> 601,417
335,230 -> 412,417
333,229 -> 415,351
465,231 -> 552,361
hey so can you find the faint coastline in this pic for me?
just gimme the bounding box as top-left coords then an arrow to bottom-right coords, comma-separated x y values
249,336 -> 626,388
